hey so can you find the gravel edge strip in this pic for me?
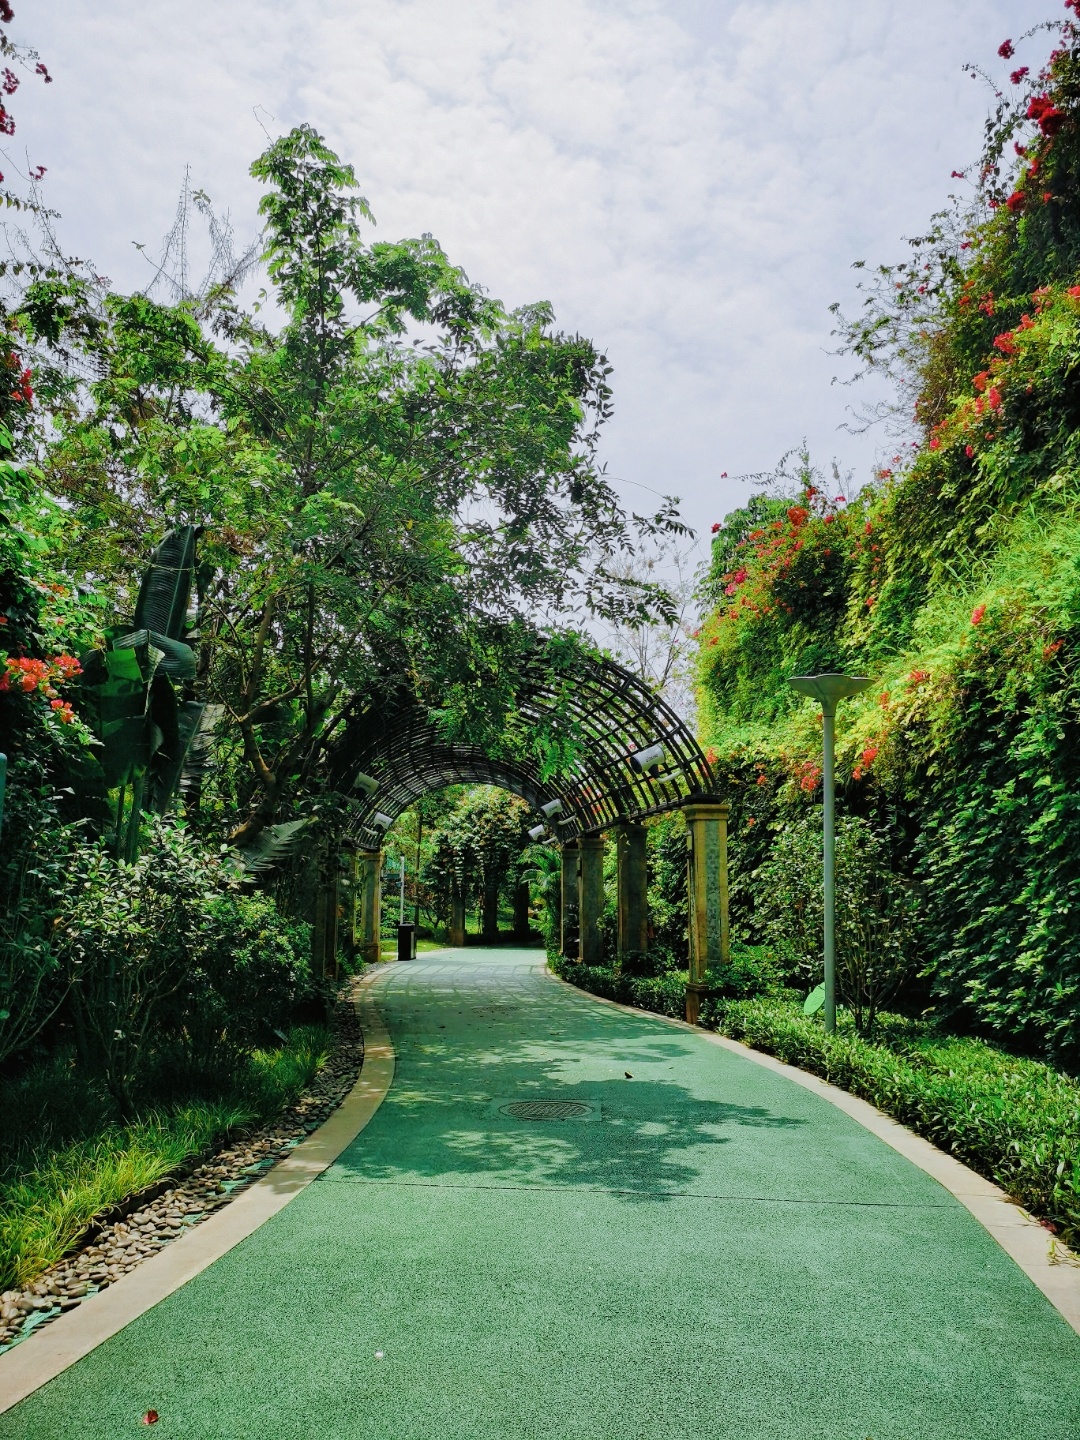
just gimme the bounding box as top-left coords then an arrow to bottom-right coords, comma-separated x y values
0,985 -> 364,1354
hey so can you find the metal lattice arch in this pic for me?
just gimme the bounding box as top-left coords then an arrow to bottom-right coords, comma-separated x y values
329,649 -> 731,1026
334,653 -> 716,850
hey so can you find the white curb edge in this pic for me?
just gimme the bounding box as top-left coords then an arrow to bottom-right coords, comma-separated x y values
547,963 -> 1080,1336
0,967 -> 396,1415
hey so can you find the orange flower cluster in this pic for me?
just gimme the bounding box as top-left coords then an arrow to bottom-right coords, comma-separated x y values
0,652 -> 81,722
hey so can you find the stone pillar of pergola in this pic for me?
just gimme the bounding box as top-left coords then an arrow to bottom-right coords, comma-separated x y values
577,833 -> 606,967
559,839 -> 580,958
683,800 -> 730,1023
615,822 -> 648,968
355,848 -> 383,965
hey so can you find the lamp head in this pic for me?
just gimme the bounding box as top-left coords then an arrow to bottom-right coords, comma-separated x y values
788,672 -> 874,715
540,798 -> 563,818
527,824 -> 546,842
371,811 -> 394,831
353,771 -> 379,797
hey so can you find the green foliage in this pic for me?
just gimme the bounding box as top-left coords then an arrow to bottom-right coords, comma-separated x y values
55,816 -> 313,1113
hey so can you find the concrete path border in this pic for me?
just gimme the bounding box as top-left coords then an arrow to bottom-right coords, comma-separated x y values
0,968 -> 396,1415
548,965 -> 1080,1336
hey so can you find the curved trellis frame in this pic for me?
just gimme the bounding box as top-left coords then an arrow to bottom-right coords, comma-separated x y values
332,653 -> 716,849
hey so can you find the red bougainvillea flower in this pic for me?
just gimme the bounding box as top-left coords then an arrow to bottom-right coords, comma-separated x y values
1043,639 -> 1063,659
1010,66 -> 1030,84
1027,95 -> 1066,134
710,522 -> 720,533
1043,191 -> 1054,202
862,747 -> 879,767
928,437 -> 941,450
705,747 -> 718,765
972,371 -> 990,392
786,505 -> 809,527
1068,286 -> 1080,299
1018,313 -> 1035,329
993,331 -> 1018,355
909,670 -> 930,684
965,444 -> 975,458
971,604 -> 987,625
987,387 -> 1002,410
998,39 -> 1014,59
756,773 -> 768,786
1006,189 -> 1026,215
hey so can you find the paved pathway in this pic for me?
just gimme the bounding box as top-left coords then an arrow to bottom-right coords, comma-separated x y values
3,948 -> 1080,1439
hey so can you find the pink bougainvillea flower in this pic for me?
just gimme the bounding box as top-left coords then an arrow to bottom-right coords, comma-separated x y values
1010,66 -> 1030,84
998,39 -> 1014,59
971,604 -> 987,625
710,522 -> 720,533
965,444 -> 975,458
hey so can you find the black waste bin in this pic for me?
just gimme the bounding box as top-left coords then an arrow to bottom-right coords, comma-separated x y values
396,923 -> 417,962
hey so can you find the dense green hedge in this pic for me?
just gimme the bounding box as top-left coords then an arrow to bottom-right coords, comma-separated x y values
552,958 -> 1080,1250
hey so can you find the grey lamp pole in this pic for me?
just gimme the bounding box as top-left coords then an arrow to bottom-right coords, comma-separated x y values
787,672 -> 874,1033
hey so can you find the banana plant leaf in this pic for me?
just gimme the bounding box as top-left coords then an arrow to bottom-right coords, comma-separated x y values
233,819 -> 310,874
132,525 -> 198,640
147,699 -> 206,815
112,628 -> 196,680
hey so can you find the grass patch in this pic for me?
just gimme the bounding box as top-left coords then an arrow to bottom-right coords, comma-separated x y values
0,1025 -> 329,1290
552,958 -> 1080,1251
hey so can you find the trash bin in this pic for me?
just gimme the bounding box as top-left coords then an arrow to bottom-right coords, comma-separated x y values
396,923 -> 416,962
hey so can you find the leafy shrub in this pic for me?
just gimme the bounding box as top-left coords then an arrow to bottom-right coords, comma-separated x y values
752,812 -> 917,1032
55,816 -> 313,1113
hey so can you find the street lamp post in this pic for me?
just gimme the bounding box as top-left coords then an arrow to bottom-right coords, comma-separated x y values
787,672 -> 874,1034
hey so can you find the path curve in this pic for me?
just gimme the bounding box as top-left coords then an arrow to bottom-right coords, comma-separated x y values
1,948 -> 1079,1440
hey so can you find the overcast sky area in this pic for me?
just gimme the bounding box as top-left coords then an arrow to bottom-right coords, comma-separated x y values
10,1 -> 1058,573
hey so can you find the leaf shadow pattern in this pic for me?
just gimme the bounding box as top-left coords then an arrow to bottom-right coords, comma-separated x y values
320,953 -> 808,1203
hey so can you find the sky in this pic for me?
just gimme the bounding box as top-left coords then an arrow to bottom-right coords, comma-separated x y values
9,0 -> 1057,573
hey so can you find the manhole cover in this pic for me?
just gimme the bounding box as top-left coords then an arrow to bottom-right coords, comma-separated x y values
499,1099 -> 593,1122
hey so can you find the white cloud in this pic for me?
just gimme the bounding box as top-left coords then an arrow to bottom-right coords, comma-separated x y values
10,0 -> 1055,563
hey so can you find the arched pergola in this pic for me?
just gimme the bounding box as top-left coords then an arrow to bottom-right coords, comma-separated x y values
327,651 -> 729,1022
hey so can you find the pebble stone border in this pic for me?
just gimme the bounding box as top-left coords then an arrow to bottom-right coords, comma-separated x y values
0,989 -> 364,1355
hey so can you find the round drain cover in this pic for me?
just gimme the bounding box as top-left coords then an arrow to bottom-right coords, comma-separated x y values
499,1099 -> 592,1121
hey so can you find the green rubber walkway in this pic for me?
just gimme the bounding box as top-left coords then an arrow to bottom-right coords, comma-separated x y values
3,948 -> 1080,1439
